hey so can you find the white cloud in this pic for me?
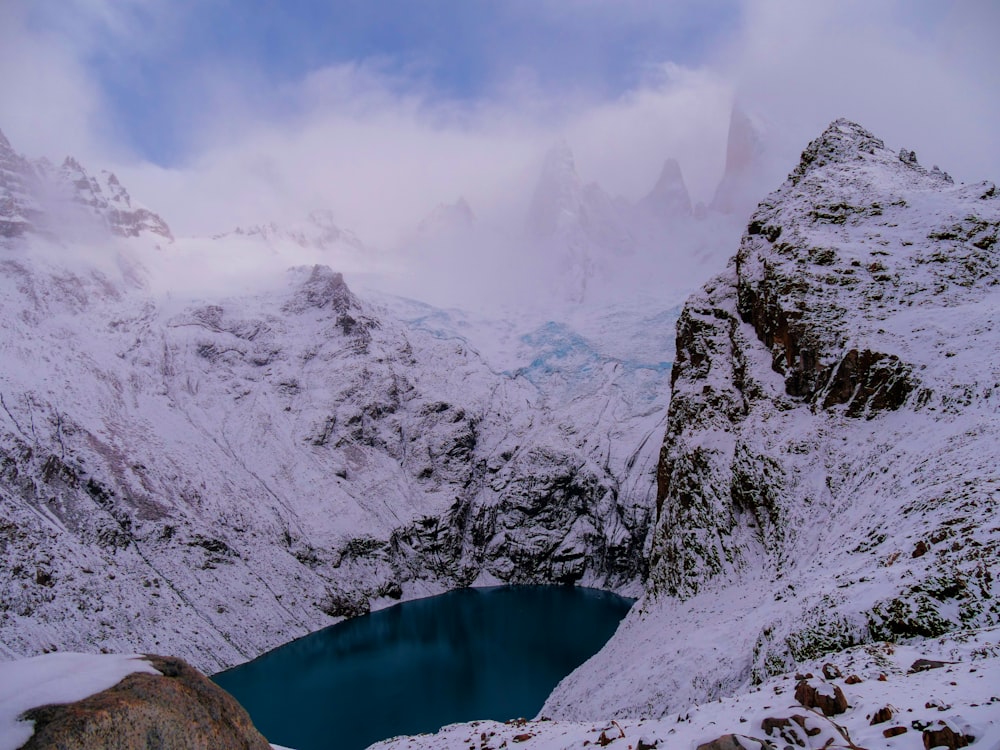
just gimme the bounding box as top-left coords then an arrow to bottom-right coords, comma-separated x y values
724,0 -> 1000,184
0,4 -> 107,162
3,0 -> 997,305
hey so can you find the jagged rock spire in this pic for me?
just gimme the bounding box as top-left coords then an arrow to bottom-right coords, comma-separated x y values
526,140 -> 583,239
638,158 -> 692,219
711,105 -> 766,215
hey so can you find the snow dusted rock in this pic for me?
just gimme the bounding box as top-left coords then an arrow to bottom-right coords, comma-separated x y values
792,677 -> 848,716
0,246 -> 650,671
0,130 -> 43,239
526,141 -> 637,302
526,141 -> 585,241
1,653 -> 269,750
542,119 -> 1000,719
0,131 -> 171,242
56,158 -> 173,241
222,209 -> 368,255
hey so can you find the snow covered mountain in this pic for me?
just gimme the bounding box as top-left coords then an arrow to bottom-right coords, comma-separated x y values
0,134 -> 659,673
542,119 -> 1000,720
369,118 -> 1000,750
6,116 -> 999,750
216,209 -> 369,257
637,157 -> 693,221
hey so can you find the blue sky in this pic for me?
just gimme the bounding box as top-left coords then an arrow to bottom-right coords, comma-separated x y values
1,0 -> 997,241
16,0 -> 743,165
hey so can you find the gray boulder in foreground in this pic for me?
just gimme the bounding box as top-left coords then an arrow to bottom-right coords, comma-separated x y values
18,655 -> 270,750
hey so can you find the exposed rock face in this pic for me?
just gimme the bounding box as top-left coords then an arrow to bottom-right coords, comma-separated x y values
19,655 -> 270,749
651,120 -> 1000,605
543,118 -> 1000,719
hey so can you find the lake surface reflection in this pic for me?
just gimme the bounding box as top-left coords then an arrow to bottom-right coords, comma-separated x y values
213,585 -> 634,750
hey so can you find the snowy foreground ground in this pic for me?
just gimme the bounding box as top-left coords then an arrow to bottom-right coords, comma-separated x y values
2,627 -> 999,749
370,627 -> 1000,750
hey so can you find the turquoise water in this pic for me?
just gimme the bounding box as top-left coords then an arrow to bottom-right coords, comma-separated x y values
213,585 -> 634,750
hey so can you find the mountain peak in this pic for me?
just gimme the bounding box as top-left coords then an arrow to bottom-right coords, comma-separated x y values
542,139 -> 577,175
789,118 -> 886,185
284,264 -> 357,315
723,106 -> 763,176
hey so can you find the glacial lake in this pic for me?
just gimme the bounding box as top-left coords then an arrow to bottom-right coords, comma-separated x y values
213,585 -> 634,750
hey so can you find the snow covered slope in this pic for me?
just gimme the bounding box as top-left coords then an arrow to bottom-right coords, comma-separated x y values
0,255 -> 654,672
542,119 -> 1000,720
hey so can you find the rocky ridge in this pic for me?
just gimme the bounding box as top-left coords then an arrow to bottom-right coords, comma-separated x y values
218,209 -> 367,256
542,119 -> 1000,720
0,130 -> 172,242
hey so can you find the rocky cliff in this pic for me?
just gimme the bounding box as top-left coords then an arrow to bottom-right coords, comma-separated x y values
544,119 -> 1000,718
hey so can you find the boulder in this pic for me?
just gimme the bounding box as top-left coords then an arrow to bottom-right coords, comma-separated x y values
696,734 -> 773,750
19,655 -> 270,750
922,722 -> 973,750
794,678 -> 849,716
